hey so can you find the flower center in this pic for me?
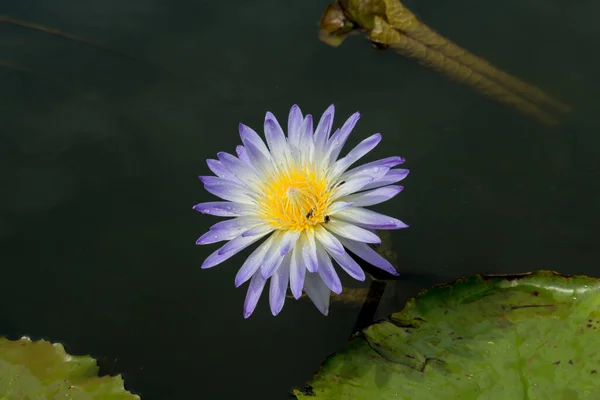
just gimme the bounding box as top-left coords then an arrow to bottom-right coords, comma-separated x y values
257,164 -> 333,231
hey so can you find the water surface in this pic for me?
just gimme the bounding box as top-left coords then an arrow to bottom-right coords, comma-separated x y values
0,0 -> 598,398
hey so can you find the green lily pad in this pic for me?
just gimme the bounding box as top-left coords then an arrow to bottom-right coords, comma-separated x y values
0,336 -> 139,399
294,271 -> 600,399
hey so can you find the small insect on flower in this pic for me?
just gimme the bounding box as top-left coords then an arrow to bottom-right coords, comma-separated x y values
193,104 -> 409,318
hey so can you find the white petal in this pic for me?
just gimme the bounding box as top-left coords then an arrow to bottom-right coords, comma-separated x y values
235,233 -> 276,287
325,246 -> 366,281
201,176 -> 255,204
329,133 -> 382,179
209,216 -> 260,231
193,201 -> 256,217
277,230 -> 301,257
241,224 -> 275,237
313,104 -> 335,162
336,208 -> 408,230
339,164 -> 390,185
304,272 -> 331,316
218,232 -> 266,255
289,244 -> 305,299
323,219 -> 381,244
314,225 -> 344,255
338,236 -> 398,276
260,229 -> 300,279
196,226 -> 247,245
206,159 -> 239,182
326,111 -> 360,162
243,272 -> 267,318
259,231 -> 285,279
340,157 -> 404,182
316,243 -> 342,294
217,151 -> 260,185
340,185 -> 403,207
264,112 -> 290,165
360,169 -> 409,191
301,229 -> 319,273
242,139 -> 272,177
236,145 -> 255,169
201,232 -> 265,269
325,201 -> 354,215
269,252 -> 291,315
287,104 -> 304,148
238,123 -> 270,159
332,175 -> 374,198
298,115 -> 314,164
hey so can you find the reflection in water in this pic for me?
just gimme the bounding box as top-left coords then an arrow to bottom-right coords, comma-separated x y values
0,14 -> 160,80
319,0 -> 570,125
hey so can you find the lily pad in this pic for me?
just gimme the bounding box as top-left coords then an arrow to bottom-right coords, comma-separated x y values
0,336 -> 139,399
294,271 -> 600,399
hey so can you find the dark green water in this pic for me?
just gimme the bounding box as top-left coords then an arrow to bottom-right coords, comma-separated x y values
0,0 -> 598,398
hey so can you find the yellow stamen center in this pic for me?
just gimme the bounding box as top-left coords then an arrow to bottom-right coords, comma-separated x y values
257,163 -> 333,231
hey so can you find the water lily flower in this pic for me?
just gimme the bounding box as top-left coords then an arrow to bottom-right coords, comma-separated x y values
194,105 -> 409,318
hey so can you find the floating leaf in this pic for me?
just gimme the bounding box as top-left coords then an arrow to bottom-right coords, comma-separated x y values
0,336 -> 139,399
294,271 -> 600,399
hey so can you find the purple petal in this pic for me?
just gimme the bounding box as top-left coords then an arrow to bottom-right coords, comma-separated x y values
217,231 -> 266,256
338,236 -> 399,276
340,157 -> 402,183
325,246 -> 366,281
332,175 -> 375,198
193,201 -> 256,217
269,252 -> 291,316
324,111 -> 360,163
287,104 -> 304,147
298,115 -> 315,162
325,201 -> 354,215
316,244 -> 342,294
236,145 -> 254,167
302,115 -> 314,136
242,139 -> 271,175
200,233 -> 260,269
344,157 -> 404,177
304,272 -> 330,316
198,175 -> 219,185
239,123 -> 270,158
243,272 -> 267,318
241,224 -> 274,237
314,225 -> 344,255
260,232 -> 287,279
235,234 -> 274,287
337,208 -> 408,230
331,133 -> 382,178
289,245 -> 305,299
340,185 -> 403,207
301,229 -> 319,273
262,254 -> 285,280
278,230 -> 301,256
339,165 -> 390,185
217,151 -> 259,184
196,227 -> 246,245
314,104 -> 335,149
324,219 -> 381,244
206,159 -> 238,181
201,177 -> 254,203
264,112 -> 288,156
209,216 -> 259,231
361,168 -> 409,191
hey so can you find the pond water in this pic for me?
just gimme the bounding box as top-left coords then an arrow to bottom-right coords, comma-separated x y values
0,0 -> 598,398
